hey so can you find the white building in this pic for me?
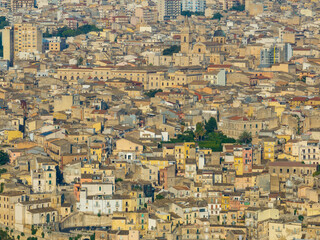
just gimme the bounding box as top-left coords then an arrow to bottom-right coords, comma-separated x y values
203,69 -> 226,86
31,163 -> 56,193
81,182 -> 114,196
181,0 -> 206,13
77,188 -> 122,215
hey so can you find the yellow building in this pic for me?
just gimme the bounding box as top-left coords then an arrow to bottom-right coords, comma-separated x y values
175,142 -> 195,173
90,142 -> 105,162
53,112 -> 68,120
221,195 -> 230,211
234,148 -> 243,175
114,161 -> 129,174
121,196 -> 137,212
112,210 -> 148,234
267,101 -> 286,117
141,156 -> 169,170
263,139 -> 277,162
4,130 -> 23,143
277,153 -> 298,162
81,162 -> 99,174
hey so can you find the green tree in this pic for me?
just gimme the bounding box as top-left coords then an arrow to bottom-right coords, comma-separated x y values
298,215 -> 304,221
115,178 -> 123,183
77,57 -> 84,66
230,4 -> 245,11
31,225 -> 37,235
212,12 -> 223,20
55,165 -> 64,185
238,131 -> 252,144
195,122 -> 206,141
144,89 -> 163,98
156,194 -> 164,200
163,45 -> 181,56
0,168 -> 7,178
205,117 -> 217,133
0,151 -> 9,165
0,229 -> 13,240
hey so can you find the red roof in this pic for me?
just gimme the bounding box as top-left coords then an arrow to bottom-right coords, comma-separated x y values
291,97 -> 307,101
208,64 -> 232,68
308,97 -> 320,101
91,110 -> 108,114
229,116 -> 249,121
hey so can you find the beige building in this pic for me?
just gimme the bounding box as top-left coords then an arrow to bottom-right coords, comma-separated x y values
268,221 -> 302,240
0,191 -> 26,228
219,116 -> 278,139
2,27 -> 14,64
13,23 -> 43,58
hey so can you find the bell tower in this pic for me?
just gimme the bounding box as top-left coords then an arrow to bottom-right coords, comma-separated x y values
180,17 -> 191,54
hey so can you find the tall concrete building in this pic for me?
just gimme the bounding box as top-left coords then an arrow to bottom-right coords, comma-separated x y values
181,0 -> 206,13
259,43 -> 293,68
2,26 -> 14,64
2,23 -> 42,62
157,0 -> 181,21
1,0 -> 34,11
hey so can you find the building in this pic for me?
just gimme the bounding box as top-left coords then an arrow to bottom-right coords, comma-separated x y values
260,43 -> 293,68
181,0 -> 206,13
43,37 -> 66,52
158,0 -> 182,21
31,163 -> 57,193
2,0 -> 34,11
135,7 -> 158,23
0,192 -> 26,228
14,23 -> 42,58
1,27 -> 14,65
268,221 -> 302,240
2,23 -> 42,61
203,69 -> 226,86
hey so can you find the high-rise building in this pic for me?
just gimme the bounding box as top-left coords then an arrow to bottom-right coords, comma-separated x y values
1,23 -> 42,62
2,26 -> 14,64
181,0 -> 206,13
13,23 -> 42,58
260,43 -> 293,68
2,0 -> 35,11
157,0 -> 181,21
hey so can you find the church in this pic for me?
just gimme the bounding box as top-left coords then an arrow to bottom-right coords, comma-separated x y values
173,18 -> 228,66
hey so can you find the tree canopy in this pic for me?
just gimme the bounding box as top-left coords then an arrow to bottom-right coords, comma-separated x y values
144,89 -> 163,98
230,4 -> 245,11
43,25 -> 102,38
195,122 -> 206,141
0,151 -> 9,166
238,131 -> 252,144
163,45 -> 180,56
205,117 -> 217,133
163,120 -> 236,151
212,12 -> 223,20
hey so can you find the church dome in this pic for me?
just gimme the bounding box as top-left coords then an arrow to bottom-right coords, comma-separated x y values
213,29 -> 226,37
